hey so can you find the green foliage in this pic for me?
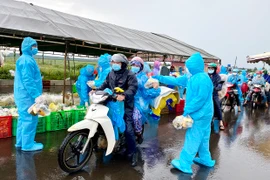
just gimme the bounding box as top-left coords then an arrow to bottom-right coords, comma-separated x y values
0,58 -> 96,80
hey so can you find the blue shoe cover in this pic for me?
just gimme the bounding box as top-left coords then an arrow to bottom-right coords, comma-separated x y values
15,144 -> 22,149
213,120 -> 220,133
193,157 -> 215,167
171,159 -> 193,174
22,142 -> 43,152
15,141 -> 37,149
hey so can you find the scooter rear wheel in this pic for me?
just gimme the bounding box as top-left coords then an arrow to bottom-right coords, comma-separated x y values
58,130 -> 93,173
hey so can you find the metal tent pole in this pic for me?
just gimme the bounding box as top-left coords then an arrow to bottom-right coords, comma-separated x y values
63,41 -> 69,103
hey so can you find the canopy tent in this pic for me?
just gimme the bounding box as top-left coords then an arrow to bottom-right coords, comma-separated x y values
247,52 -> 270,65
0,0 -> 219,60
0,0 -> 220,103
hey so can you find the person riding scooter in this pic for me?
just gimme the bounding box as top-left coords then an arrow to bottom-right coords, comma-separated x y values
130,57 -> 161,143
95,53 -> 139,166
244,71 -> 268,107
208,63 -> 224,130
227,69 -> 242,111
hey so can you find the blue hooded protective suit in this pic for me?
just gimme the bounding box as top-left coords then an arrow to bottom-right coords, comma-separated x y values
220,65 -> 228,75
170,53 -> 215,174
76,65 -> 95,105
14,37 -> 43,151
240,70 -> 248,84
94,54 -> 111,88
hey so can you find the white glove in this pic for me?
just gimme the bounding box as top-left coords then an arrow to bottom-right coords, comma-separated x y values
87,81 -> 95,88
35,95 -> 45,104
85,102 -> 89,107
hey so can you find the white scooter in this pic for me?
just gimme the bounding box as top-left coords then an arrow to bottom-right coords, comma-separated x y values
58,89 -> 125,173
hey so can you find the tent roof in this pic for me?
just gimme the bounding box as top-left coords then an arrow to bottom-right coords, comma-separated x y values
247,52 -> 270,65
0,0 -> 219,59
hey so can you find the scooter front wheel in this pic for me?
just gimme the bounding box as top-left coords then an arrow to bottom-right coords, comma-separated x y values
58,130 -> 93,173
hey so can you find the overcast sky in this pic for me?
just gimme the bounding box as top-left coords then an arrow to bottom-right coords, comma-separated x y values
19,0 -> 270,68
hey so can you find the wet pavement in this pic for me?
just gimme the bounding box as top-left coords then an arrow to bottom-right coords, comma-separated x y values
0,108 -> 270,180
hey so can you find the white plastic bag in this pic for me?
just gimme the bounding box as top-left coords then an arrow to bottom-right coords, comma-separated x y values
172,115 -> 193,130
28,103 -> 51,116
144,77 -> 159,89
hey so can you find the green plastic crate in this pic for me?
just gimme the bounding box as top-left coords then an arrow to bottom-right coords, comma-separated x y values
46,112 -> 65,131
12,116 -> 18,136
37,116 -> 47,133
12,116 -> 47,136
46,110 -> 74,131
62,110 -> 74,128
74,106 -> 86,124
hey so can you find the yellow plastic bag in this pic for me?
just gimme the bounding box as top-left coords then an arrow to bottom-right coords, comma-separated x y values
151,93 -> 177,117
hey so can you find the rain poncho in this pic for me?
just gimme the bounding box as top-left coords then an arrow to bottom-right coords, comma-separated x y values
76,65 -> 95,105
220,65 -> 228,75
170,53 -> 215,174
14,37 -> 43,151
227,72 -> 243,103
240,70 -> 248,84
153,61 -> 161,76
143,62 -> 152,74
251,76 -> 265,85
104,89 -> 125,140
133,71 -> 161,133
94,54 -> 112,88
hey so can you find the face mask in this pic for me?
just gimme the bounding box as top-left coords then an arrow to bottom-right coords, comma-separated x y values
185,67 -> 192,79
32,47 -> 38,55
257,75 -> 261,78
131,66 -> 140,74
112,64 -> 121,71
232,73 -> 237,76
208,69 -> 214,74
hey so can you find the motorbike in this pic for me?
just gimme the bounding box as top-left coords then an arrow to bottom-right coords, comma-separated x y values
221,83 -> 239,111
249,84 -> 263,109
58,88 -> 143,173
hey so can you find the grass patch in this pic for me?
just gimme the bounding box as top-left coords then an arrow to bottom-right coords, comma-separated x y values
0,57 -> 97,80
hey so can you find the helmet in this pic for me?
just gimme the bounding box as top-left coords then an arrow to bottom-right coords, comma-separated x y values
130,56 -> 144,66
111,54 -> 128,65
208,63 -> 217,68
233,69 -> 239,73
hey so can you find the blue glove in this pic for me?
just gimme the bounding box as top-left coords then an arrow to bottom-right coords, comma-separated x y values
104,88 -> 113,95
152,75 -> 160,80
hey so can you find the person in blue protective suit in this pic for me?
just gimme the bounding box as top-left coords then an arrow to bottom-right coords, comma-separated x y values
76,65 -> 95,106
167,53 -> 215,174
14,37 -> 44,151
95,53 -> 138,166
92,53 -> 112,88
244,71 -> 268,107
227,69 -> 242,111
220,65 -> 228,75
130,57 -> 161,143
240,70 -> 248,84
208,63 -> 224,131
